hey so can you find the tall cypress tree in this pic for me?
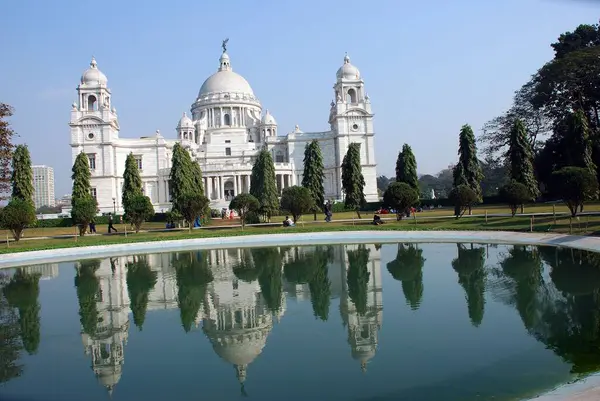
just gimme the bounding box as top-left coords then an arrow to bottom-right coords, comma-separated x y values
250,150 -> 279,221
568,109 -> 596,175
3,269 -> 41,354
0,103 -> 16,200
191,161 -> 205,196
71,152 -> 92,200
341,143 -> 366,218
170,143 -> 197,214
122,152 -> 143,209
453,124 -> 483,201
395,144 -> 419,191
11,145 -> 33,203
126,256 -> 157,331
302,140 -> 325,220
506,119 -> 539,200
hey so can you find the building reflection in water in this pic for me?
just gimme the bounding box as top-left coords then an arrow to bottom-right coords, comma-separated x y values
68,244 -> 383,395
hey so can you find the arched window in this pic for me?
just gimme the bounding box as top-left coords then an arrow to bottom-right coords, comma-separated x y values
275,151 -> 284,163
346,89 -> 357,104
88,95 -> 97,111
266,128 -> 271,136
224,113 -> 231,126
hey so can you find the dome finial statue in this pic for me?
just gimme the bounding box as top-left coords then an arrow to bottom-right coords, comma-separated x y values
222,38 -> 229,53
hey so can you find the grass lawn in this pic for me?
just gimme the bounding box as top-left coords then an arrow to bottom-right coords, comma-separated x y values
0,204 -> 598,255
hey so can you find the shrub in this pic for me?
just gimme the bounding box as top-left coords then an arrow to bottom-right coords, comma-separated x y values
230,193 -> 259,229
280,186 -> 314,222
126,195 -> 155,233
383,182 -> 419,220
449,185 -> 478,218
0,198 -> 36,241
71,196 -> 98,236
551,166 -> 599,217
499,180 -> 531,216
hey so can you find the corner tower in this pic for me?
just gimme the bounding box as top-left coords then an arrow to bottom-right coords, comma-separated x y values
330,54 -> 378,202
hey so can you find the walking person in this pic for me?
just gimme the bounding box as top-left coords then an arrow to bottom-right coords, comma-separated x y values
89,218 -> 97,234
107,213 -> 118,233
324,201 -> 332,223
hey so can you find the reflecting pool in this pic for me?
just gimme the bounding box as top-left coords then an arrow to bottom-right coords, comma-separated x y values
1,243 -> 600,401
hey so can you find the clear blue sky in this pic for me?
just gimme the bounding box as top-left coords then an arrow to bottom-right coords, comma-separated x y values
1,0 -> 596,197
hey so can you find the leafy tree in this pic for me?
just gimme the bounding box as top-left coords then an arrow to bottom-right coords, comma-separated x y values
452,244 -> 486,327
3,269 -> 41,354
386,244 -> 425,310
480,81 -> 551,161
74,260 -> 101,336
395,144 -> 419,190
376,175 -> 392,195
567,110 -> 596,174
191,161 -> 205,195
70,196 -> 97,236
346,245 -> 371,315
551,166 -> 599,217
179,193 -> 209,232
173,251 -> 213,333
126,256 -> 157,330
11,145 -> 33,202
383,182 -> 419,220
250,150 -> 279,221
229,193 -> 259,229
341,143 -> 366,218
125,194 -> 155,233
506,119 -> 539,204
0,275 -> 23,384
122,153 -> 143,214
499,180 -> 532,216
449,185 -> 478,218
453,124 -> 483,207
302,140 -> 325,220
71,152 -> 92,200
280,186 -> 314,223
0,103 -> 16,200
0,198 -> 36,241
36,205 -> 61,214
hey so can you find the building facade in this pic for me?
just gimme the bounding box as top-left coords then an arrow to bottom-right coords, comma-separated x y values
69,45 -> 378,213
32,165 -> 55,209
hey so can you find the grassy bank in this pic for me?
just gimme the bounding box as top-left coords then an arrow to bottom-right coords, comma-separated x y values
0,209 -> 598,255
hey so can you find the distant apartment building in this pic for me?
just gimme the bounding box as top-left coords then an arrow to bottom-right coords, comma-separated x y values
32,165 -> 55,209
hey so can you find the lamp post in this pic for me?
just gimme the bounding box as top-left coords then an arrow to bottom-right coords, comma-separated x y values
112,198 -> 116,214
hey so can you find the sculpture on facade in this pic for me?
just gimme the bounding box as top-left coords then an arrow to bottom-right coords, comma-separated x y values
222,38 -> 229,53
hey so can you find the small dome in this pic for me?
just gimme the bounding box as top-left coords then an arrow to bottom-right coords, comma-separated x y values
81,57 -> 108,86
177,112 -> 194,128
261,109 -> 277,125
336,53 -> 360,80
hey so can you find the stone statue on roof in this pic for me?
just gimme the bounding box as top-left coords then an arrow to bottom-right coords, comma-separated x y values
222,38 -> 229,53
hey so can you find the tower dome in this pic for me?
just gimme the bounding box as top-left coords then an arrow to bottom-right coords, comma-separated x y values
198,51 -> 254,98
177,112 -> 194,129
81,57 -> 108,86
336,53 -> 360,80
261,109 -> 277,125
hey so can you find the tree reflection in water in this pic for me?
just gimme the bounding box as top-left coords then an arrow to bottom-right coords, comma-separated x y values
0,272 -> 23,384
125,256 -> 158,331
347,245 -> 371,316
386,243 -> 425,310
3,269 -> 42,354
251,247 -> 284,314
452,243 -> 486,327
172,251 -> 213,333
283,246 -> 333,321
74,260 -> 101,337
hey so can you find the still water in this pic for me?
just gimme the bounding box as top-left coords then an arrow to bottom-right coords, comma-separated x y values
1,243 -> 600,401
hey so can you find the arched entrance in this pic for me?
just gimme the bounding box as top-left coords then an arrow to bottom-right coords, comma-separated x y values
224,180 -> 234,200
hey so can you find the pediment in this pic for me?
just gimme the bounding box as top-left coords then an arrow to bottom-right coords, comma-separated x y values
341,108 -> 370,117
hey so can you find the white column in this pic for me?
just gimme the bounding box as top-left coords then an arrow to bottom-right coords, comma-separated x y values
211,177 -> 216,200
234,175 -> 239,196
219,176 -> 224,199
203,177 -> 207,195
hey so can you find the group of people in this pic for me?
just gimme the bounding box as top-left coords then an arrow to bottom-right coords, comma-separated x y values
88,212 -> 119,234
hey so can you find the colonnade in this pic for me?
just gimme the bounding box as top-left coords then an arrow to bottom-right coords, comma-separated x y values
201,173 -> 297,201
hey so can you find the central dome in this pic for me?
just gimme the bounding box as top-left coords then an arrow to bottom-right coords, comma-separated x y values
198,52 -> 254,98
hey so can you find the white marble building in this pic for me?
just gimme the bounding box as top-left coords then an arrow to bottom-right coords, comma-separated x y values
69,44 -> 378,213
